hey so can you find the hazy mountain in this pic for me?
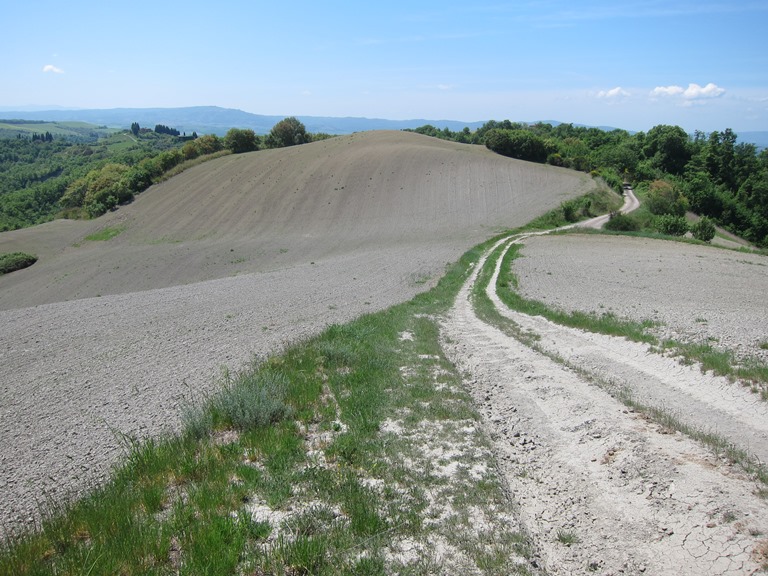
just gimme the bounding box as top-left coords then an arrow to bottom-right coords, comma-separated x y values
0,106 -> 488,136
2,106 -> 764,147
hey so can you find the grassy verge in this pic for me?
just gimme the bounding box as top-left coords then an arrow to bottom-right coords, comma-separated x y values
0,236 -> 536,575
84,225 -> 127,242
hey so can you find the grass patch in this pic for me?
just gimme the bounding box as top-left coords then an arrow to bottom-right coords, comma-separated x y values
521,183 -> 622,231
84,225 -> 126,242
0,252 -> 37,275
659,340 -> 768,399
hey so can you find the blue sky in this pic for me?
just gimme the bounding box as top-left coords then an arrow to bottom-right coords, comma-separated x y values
3,1 -> 767,132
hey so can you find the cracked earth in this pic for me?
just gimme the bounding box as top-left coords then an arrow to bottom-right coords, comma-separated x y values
442,235 -> 768,575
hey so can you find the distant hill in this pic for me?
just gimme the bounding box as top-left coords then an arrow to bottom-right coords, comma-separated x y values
0,106 -> 488,137
0,119 -> 116,140
2,106 -> 764,148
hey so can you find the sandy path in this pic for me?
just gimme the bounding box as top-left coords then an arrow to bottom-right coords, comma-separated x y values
441,236 -> 768,575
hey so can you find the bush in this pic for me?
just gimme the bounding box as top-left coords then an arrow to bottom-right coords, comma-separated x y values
603,212 -> 640,231
646,179 -> 688,216
185,367 -> 293,437
690,216 -> 716,242
654,214 -> 689,236
0,252 -> 38,274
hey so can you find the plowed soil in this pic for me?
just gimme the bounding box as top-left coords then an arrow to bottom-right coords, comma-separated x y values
0,131 -> 592,536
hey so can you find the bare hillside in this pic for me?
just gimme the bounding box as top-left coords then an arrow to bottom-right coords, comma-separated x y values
0,131 -> 593,536
0,131 -> 592,310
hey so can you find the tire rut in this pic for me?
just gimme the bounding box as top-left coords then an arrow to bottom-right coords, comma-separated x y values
441,236 -> 768,575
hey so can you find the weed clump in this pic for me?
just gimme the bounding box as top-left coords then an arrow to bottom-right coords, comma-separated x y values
184,366 -> 293,437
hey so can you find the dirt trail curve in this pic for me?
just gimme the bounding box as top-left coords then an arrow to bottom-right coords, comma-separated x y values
441,234 -> 768,575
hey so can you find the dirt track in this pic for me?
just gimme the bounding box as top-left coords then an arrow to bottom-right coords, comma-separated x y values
0,132 -> 592,537
442,234 -> 768,574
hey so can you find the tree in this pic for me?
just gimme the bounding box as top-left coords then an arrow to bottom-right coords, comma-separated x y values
265,117 -> 308,148
646,179 -> 688,216
643,125 -> 691,175
223,128 -> 258,154
484,129 -> 552,163
690,216 -> 716,242
654,214 -> 689,236
130,122 -> 140,136
195,134 -> 223,155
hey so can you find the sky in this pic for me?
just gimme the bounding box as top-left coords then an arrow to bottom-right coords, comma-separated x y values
2,0 -> 767,133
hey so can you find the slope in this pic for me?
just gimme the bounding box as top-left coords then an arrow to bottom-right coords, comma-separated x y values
0,130 -> 594,535
0,131 -> 592,310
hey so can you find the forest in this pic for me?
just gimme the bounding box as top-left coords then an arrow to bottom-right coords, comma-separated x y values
407,122 -> 768,247
0,117 -> 324,230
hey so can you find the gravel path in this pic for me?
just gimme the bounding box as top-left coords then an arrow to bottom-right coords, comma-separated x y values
441,235 -> 768,575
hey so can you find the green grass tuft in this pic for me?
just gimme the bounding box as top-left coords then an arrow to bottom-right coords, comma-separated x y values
84,225 -> 126,241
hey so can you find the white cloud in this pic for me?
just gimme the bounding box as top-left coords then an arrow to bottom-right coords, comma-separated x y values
437,84 -> 456,91
651,85 -> 685,97
597,86 -> 629,99
683,82 -> 725,99
651,82 -> 725,100
42,64 -> 64,74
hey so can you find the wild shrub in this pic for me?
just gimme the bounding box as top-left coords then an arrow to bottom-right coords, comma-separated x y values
646,179 -> 688,216
654,213 -> 689,236
0,252 -> 38,274
603,212 -> 640,231
185,366 -> 293,437
690,216 -> 716,242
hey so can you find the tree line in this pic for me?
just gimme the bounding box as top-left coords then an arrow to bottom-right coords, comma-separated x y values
407,122 -> 768,246
0,117 -> 329,229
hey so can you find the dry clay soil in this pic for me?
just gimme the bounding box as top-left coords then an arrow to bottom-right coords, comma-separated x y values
442,233 -> 768,574
0,131 -> 593,538
2,131 -> 767,574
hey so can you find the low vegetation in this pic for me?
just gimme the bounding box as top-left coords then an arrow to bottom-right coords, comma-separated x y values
408,121 -> 768,247
0,117 -> 331,230
0,252 -> 37,275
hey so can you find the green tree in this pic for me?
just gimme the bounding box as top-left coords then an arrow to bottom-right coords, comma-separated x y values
646,179 -> 688,216
484,129 -> 551,163
643,125 -> 691,175
224,128 -> 258,153
265,117 -> 308,148
654,214 -> 689,236
690,216 -> 716,242
195,134 -> 223,155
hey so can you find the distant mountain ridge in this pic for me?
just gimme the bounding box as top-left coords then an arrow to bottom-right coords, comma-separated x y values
0,106 -> 765,148
0,106 -> 487,137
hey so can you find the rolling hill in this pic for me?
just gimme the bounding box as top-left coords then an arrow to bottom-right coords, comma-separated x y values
0,130 -> 593,310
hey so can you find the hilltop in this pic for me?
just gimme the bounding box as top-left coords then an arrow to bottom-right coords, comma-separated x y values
0,130 -> 592,310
